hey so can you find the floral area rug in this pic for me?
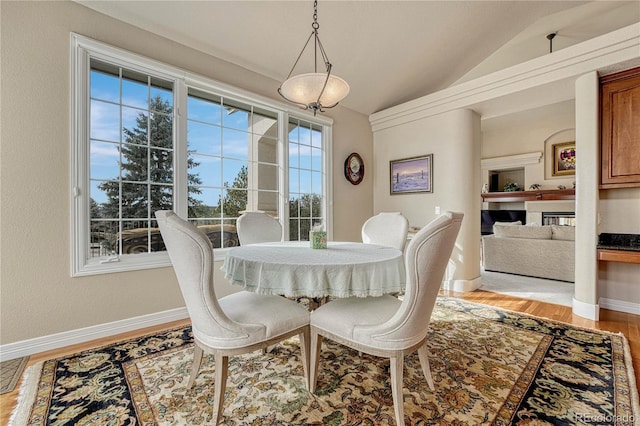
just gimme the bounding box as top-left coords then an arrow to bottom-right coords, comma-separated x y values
12,297 -> 639,425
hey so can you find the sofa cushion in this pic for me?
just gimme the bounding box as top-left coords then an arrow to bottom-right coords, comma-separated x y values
493,224 -> 552,240
551,225 -> 575,241
493,220 -> 522,227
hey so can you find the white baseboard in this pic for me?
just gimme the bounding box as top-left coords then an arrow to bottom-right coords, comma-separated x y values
0,307 -> 189,362
442,276 -> 482,293
572,297 -> 599,321
599,298 -> 640,316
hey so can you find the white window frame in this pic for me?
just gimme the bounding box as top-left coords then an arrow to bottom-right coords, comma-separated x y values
70,34 -> 333,277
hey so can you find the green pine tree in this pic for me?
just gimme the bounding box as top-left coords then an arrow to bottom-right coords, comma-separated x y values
97,96 -> 202,219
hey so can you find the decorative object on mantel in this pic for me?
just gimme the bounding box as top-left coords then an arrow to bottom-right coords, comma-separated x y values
482,183 -> 488,193
344,152 -> 364,185
277,0 -> 349,115
573,181 -> 576,189
503,181 -> 520,192
528,183 -> 542,190
558,185 -> 566,190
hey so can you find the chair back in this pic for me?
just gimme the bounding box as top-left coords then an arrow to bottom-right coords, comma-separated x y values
368,211 -> 463,349
155,211 -> 248,342
236,212 -> 283,245
361,212 -> 409,251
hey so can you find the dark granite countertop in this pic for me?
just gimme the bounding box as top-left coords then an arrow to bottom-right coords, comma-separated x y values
597,233 -> 640,252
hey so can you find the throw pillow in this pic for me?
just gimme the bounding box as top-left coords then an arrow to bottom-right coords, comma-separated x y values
493,224 -> 552,240
551,225 -> 575,241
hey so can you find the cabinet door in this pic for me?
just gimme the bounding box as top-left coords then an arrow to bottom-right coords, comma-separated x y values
600,67 -> 640,188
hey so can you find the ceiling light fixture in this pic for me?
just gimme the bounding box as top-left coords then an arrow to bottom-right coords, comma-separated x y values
278,0 -> 349,115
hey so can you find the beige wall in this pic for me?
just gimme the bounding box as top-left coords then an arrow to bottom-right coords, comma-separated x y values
0,1 -> 373,345
373,109 -> 482,289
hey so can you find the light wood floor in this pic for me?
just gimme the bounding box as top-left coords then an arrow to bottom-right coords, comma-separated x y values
1,290 -> 638,425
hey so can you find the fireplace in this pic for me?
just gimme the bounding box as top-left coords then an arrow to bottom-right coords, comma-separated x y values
542,212 -> 576,226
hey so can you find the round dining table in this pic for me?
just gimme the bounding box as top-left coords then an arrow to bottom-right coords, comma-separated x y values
221,241 -> 405,299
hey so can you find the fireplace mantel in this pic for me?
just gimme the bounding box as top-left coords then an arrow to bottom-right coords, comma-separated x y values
481,189 -> 575,203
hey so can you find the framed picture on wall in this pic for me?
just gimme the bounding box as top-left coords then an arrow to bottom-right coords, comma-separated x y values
550,141 -> 576,176
390,154 -> 433,194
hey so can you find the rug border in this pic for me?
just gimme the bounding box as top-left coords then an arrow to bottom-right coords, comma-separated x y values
9,361 -> 44,426
440,297 -> 640,422
10,301 -> 640,424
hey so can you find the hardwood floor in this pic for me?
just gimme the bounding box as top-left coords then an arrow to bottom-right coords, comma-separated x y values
1,291 -> 638,425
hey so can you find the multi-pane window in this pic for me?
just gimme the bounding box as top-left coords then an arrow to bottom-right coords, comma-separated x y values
186,90 -> 280,248
288,119 -> 325,241
72,35 -> 332,276
89,60 -> 175,258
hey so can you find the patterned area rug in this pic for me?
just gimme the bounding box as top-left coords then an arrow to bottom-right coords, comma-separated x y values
12,298 -> 639,425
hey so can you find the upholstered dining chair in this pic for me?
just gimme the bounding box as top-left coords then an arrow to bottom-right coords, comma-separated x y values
310,211 -> 463,426
155,210 -> 310,425
361,212 -> 410,251
236,211 -> 283,245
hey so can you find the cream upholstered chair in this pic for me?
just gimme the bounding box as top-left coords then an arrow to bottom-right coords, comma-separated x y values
155,211 -> 310,425
310,211 -> 463,426
236,211 -> 283,245
361,212 -> 410,251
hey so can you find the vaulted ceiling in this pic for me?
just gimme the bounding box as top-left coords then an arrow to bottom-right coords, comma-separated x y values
75,1 -> 639,116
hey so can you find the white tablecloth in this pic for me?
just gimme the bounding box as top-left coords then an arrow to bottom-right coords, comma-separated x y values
222,241 -> 405,298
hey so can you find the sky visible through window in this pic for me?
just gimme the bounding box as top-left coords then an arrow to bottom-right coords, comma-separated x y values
89,69 -> 321,208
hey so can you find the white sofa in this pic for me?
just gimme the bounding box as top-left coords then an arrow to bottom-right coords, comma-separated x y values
482,224 -> 575,282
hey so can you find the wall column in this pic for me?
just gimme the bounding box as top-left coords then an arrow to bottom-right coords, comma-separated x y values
441,109 -> 482,292
573,71 -> 600,320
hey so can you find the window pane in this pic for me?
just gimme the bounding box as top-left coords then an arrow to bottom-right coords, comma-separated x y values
149,111 -> 173,148
188,94 -> 222,125
311,127 -> 322,148
289,143 -> 299,168
222,128 -> 249,160
256,135 -> 278,164
90,100 -> 120,142
311,147 -> 322,171
311,171 -> 322,195
222,188 -> 247,218
90,70 -> 119,103
222,100 -> 250,130
149,148 -> 173,184
189,187 -> 222,217
252,108 -> 278,137
188,122 -> 221,156
289,219 -> 299,241
121,183 -> 150,218
121,145 -> 148,181
90,220 -> 118,257
190,154 -> 222,187
122,77 -> 148,109
150,184 -> 173,214
122,106 -> 147,144
91,181 -> 117,219
223,159 -> 247,188
90,140 -> 120,180
289,169 -> 299,193
299,169 -> 311,193
257,164 -> 278,190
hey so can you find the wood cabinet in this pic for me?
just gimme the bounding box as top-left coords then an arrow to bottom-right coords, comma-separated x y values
600,67 -> 640,189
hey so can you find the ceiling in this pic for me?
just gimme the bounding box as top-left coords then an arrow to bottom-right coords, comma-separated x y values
75,1 -> 639,116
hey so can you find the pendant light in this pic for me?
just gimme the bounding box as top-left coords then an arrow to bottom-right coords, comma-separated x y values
278,0 -> 350,115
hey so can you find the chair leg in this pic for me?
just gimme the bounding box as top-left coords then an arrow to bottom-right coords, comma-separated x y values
187,343 -> 204,388
309,328 -> 323,393
212,352 -> 229,426
417,344 -> 435,391
299,327 -> 311,391
389,355 -> 405,426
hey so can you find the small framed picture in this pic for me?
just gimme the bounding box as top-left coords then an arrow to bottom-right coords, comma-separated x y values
390,154 -> 433,194
551,141 -> 576,176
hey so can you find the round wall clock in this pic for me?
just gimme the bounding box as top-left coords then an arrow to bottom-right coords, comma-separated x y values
344,152 -> 364,185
